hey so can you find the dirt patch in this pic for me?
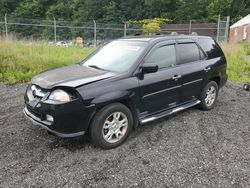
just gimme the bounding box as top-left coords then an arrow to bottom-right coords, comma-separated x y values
0,82 -> 250,187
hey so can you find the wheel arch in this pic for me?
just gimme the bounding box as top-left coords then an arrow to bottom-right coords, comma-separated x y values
87,92 -> 139,132
209,76 -> 221,87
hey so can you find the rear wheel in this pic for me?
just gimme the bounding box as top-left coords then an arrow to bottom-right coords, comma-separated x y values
198,81 -> 218,110
90,103 -> 133,149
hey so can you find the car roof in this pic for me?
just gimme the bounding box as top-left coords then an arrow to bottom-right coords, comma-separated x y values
119,35 -> 212,43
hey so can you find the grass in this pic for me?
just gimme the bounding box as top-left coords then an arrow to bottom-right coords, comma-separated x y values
0,38 -> 249,84
221,42 -> 250,83
0,38 -> 95,84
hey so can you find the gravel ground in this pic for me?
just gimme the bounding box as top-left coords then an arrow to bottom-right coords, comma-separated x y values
0,82 -> 249,188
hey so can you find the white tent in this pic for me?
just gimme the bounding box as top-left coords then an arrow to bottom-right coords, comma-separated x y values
230,14 -> 250,28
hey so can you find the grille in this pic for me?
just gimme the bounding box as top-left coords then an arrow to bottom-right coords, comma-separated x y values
27,105 -> 41,119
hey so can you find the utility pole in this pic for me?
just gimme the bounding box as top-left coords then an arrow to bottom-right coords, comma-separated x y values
189,20 -> 192,35
216,15 -> 221,42
225,16 -> 230,42
124,22 -> 127,37
93,20 -> 97,47
4,14 -> 8,39
54,17 -> 57,43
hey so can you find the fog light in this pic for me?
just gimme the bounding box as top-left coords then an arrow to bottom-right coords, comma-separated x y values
46,114 -> 54,122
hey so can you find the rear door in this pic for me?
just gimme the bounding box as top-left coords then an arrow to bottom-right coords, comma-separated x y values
175,39 -> 207,102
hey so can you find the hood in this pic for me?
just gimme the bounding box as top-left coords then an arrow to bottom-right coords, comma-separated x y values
32,64 -> 116,89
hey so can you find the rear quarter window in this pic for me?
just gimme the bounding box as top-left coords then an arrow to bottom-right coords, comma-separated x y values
197,38 -> 224,59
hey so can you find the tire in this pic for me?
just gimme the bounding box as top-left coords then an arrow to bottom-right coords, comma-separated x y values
198,81 -> 219,111
89,103 -> 133,149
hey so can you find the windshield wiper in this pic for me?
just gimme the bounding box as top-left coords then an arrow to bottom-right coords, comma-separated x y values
87,65 -> 107,71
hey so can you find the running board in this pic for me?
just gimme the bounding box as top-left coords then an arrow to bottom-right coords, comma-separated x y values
140,100 -> 201,124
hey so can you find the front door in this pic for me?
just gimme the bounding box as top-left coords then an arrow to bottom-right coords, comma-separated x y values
138,41 -> 182,114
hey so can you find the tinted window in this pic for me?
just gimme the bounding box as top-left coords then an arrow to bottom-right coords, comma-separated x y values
176,43 -> 200,64
145,45 -> 176,69
197,38 -> 224,59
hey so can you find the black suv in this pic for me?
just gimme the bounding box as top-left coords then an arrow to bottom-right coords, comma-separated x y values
24,35 -> 227,149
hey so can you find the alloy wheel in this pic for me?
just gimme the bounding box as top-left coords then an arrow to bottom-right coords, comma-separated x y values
102,112 -> 128,144
205,86 -> 217,106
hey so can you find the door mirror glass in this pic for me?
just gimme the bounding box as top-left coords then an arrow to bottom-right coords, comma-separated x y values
141,64 -> 158,74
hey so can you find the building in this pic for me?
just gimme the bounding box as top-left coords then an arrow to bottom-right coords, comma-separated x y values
229,14 -> 250,43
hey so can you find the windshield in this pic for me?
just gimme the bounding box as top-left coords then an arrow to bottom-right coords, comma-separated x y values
82,40 -> 147,72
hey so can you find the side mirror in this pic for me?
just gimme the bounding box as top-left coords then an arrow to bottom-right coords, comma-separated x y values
141,64 -> 158,74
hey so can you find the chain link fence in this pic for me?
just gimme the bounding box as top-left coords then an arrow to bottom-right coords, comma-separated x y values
216,16 -> 230,42
0,15 -> 229,45
161,16 -> 230,42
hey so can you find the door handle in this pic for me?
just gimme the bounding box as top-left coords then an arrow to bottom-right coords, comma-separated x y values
204,67 -> 211,72
172,75 -> 182,80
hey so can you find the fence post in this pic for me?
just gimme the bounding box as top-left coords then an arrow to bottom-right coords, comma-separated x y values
216,15 -> 220,42
53,17 -> 57,43
225,16 -> 230,42
124,23 -> 127,37
189,20 -> 192,35
93,20 -> 97,47
4,14 -> 8,39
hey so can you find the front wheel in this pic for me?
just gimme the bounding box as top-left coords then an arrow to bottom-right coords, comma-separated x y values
198,81 -> 219,110
89,103 -> 133,149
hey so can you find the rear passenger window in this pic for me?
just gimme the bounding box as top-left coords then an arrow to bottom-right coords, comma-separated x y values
176,43 -> 200,64
145,45 -> 176,69
197,38 -> 224,59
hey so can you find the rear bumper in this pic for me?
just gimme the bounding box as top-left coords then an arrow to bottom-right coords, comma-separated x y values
23,107 -> 85,137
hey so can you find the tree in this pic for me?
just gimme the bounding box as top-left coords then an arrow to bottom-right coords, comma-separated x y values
0,0 -> 25,16
174,0 -> 209,22
102,1 -> 123,22
128,18 -> 171,35
1,0 -> 250,40
207,0 -> 233,21
46,1 -> 73,20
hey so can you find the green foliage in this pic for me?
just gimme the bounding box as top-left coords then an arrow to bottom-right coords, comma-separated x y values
221,43 -> 250,82
102,1 -> 123,22
128,18 -> 170,24
0,0 -> 250,39
143,22 -> 161,34
46,1 -> 73,19
1,0 -> 248,24
0,38 -> 95,84
243,43 -> 250,56
128,18 -> 171,35
0,0 -> 25,17
12,0 -> 47,18
207,0 -> 233,21
0,38 -> 249,84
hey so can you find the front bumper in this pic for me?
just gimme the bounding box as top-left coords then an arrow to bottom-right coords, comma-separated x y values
24,85 -> 96,138
23,107 -> 85,137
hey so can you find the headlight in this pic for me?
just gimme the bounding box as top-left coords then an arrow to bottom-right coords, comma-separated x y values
48,89 -> 71,102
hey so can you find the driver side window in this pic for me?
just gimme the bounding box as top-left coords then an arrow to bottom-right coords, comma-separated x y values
145,45 -> 176,69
